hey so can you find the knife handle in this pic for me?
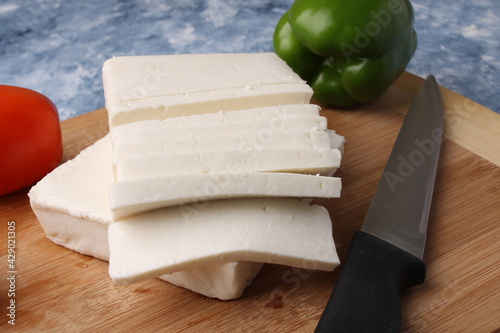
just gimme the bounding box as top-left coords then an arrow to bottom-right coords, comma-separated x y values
315,231 -> 426,333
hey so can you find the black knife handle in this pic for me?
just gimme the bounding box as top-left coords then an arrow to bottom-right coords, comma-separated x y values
315,231 -> 426,333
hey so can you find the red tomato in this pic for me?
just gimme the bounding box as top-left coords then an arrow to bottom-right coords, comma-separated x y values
0,85 -> 63,195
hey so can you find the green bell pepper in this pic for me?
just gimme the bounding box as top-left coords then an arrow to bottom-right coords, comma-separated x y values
273,0 -> 417,107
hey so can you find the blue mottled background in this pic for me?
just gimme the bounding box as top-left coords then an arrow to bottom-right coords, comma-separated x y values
1,0 -> 499,120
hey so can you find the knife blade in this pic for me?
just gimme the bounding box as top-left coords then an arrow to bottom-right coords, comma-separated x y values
315,75 -> 443,333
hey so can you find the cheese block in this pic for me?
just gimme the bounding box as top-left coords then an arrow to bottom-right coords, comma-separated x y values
108,197 -> 340,285
103,53 -> 313,127
112,131 -> 333,163
29,134 -> 343,299
109,173 -> 341,220
28,135 -> 264,300
162,261 -> 263,300
111,116 -> 327,146
110,104 -> 322,137
115,148 -> 342,181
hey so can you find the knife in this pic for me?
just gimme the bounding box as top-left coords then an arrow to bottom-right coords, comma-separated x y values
315,75 -> 443,333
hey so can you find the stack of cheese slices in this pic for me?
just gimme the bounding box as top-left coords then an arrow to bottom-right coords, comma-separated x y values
29,53 -> 345,300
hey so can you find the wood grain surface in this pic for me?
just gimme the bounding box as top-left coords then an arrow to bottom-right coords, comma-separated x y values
1,72 -> 499,332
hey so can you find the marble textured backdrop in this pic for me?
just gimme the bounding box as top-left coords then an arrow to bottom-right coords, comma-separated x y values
1,0 -> 499,120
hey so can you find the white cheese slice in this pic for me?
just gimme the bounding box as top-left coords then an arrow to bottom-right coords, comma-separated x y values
108,197 -> 340,285
112,131 -> 333,163
103,53 -> 313,127
115,148 -> 342,181
109,173 -> 341,220
28,136 -> 264,300
107,84 -> 313,127
327,129 -> 346,156
110,104 -> 322,137
111,116 -> 327,146
103,53 -> 307,105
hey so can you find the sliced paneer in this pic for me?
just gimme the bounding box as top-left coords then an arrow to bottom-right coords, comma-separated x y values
109,172 -> 341,220
28,135 -> 265,300
107,85 -> 313,128
108,197 -> 340,285
112,131 -> 333,163
102,53 -> 313,127
103,53 -> 308,106
111,116 -> 327,146
115,148 -> 341,181
328,129 -> 346,155
110,104 -> 322,137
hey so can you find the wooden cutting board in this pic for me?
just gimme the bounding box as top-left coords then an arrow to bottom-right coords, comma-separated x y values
1,72 -> 499,332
